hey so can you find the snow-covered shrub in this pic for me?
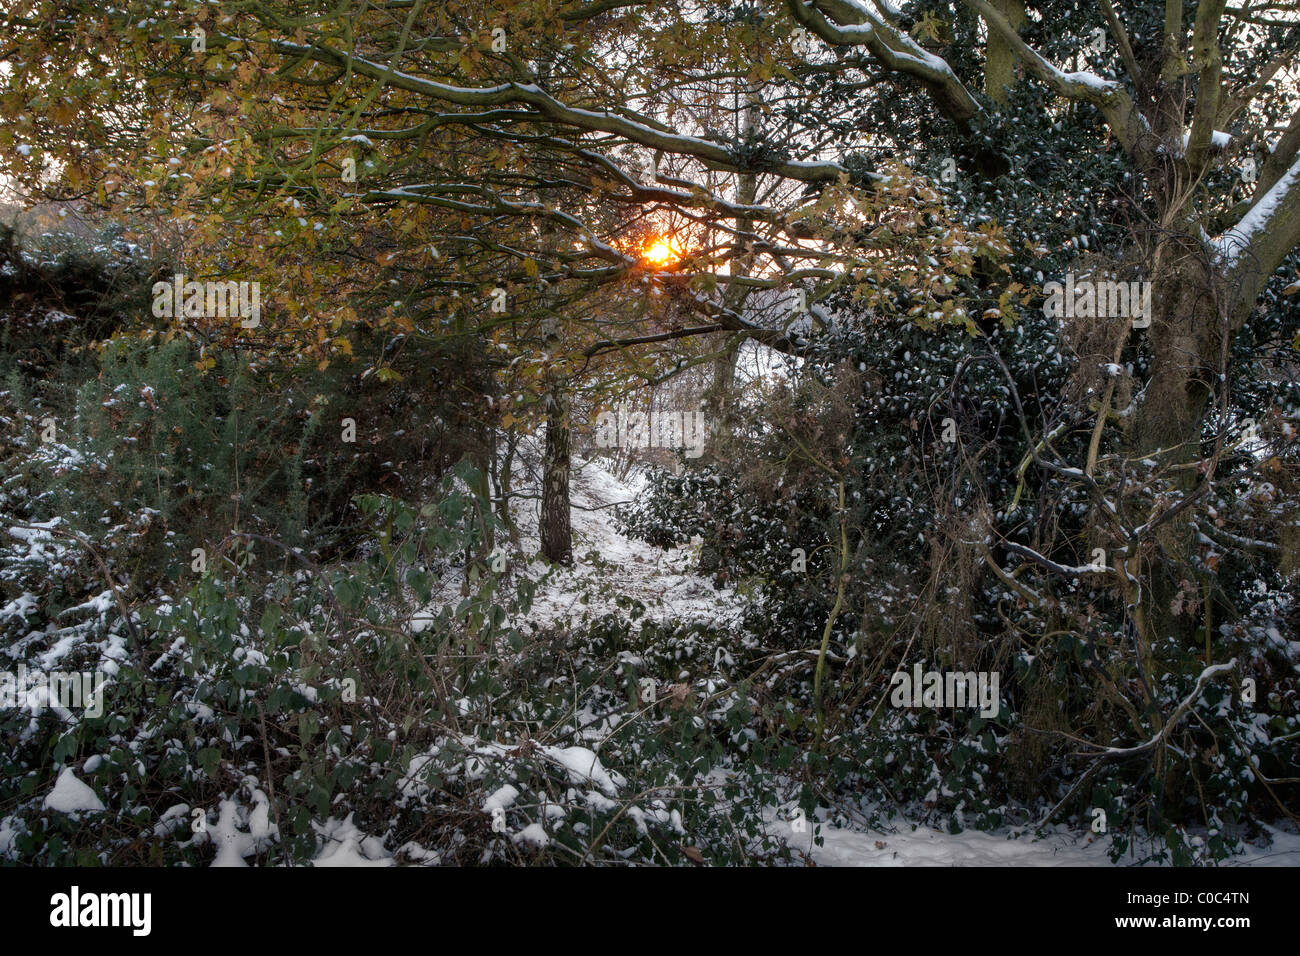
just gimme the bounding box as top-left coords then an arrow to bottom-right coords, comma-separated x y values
2,465 -> 799,865
615,287 -> 1300,863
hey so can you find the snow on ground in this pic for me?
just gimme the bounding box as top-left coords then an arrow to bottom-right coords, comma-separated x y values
777,818 -> 1114,866
311,815 -> 395,867
759,805 -> 1300,867
413,441 -> 745,633
1225,826 -> 1300,867
406,447 -> 1300,867
513,453 -> 744,629
767,816 -> 1300,867
205,791 -> 280,867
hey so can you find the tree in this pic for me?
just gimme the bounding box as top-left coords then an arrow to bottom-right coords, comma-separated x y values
5,0 -> 1297,852
2,0 -> 1002,571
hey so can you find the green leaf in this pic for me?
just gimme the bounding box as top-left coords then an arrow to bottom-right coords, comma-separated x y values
260,603 -> 282,636
309,783 -> 330,816
198,747 -> 221,777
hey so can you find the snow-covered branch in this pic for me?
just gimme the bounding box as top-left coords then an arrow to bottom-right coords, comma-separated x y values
271,39 -> 849,185
787,0 -> 981,120
960,0 -> 1136,148
1212,153 -> 1300,314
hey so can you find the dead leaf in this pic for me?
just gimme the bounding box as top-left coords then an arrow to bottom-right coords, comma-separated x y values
667,683 -> 693,709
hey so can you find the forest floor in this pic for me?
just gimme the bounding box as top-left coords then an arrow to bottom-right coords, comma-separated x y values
433,448 -> 1300,867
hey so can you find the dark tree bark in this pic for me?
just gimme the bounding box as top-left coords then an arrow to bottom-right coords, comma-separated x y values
540,380 -> 572,565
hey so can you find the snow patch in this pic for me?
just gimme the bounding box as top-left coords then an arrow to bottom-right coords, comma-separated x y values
42,767 -> 105,814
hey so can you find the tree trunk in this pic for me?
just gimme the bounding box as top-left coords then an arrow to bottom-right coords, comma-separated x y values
1129,251 -> 1224,642
533,50 -> 571,565
985,0 -> 1026,104
705,338 -> 738,461
1135,255 -> 1221,463
496,429 -> 520,544
541,381 -> 572,564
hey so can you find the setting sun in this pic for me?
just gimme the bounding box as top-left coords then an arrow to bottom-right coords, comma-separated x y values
642,237 -> 680,266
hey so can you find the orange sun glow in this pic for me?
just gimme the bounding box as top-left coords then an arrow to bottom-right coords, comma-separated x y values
642,237 -> 681,266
